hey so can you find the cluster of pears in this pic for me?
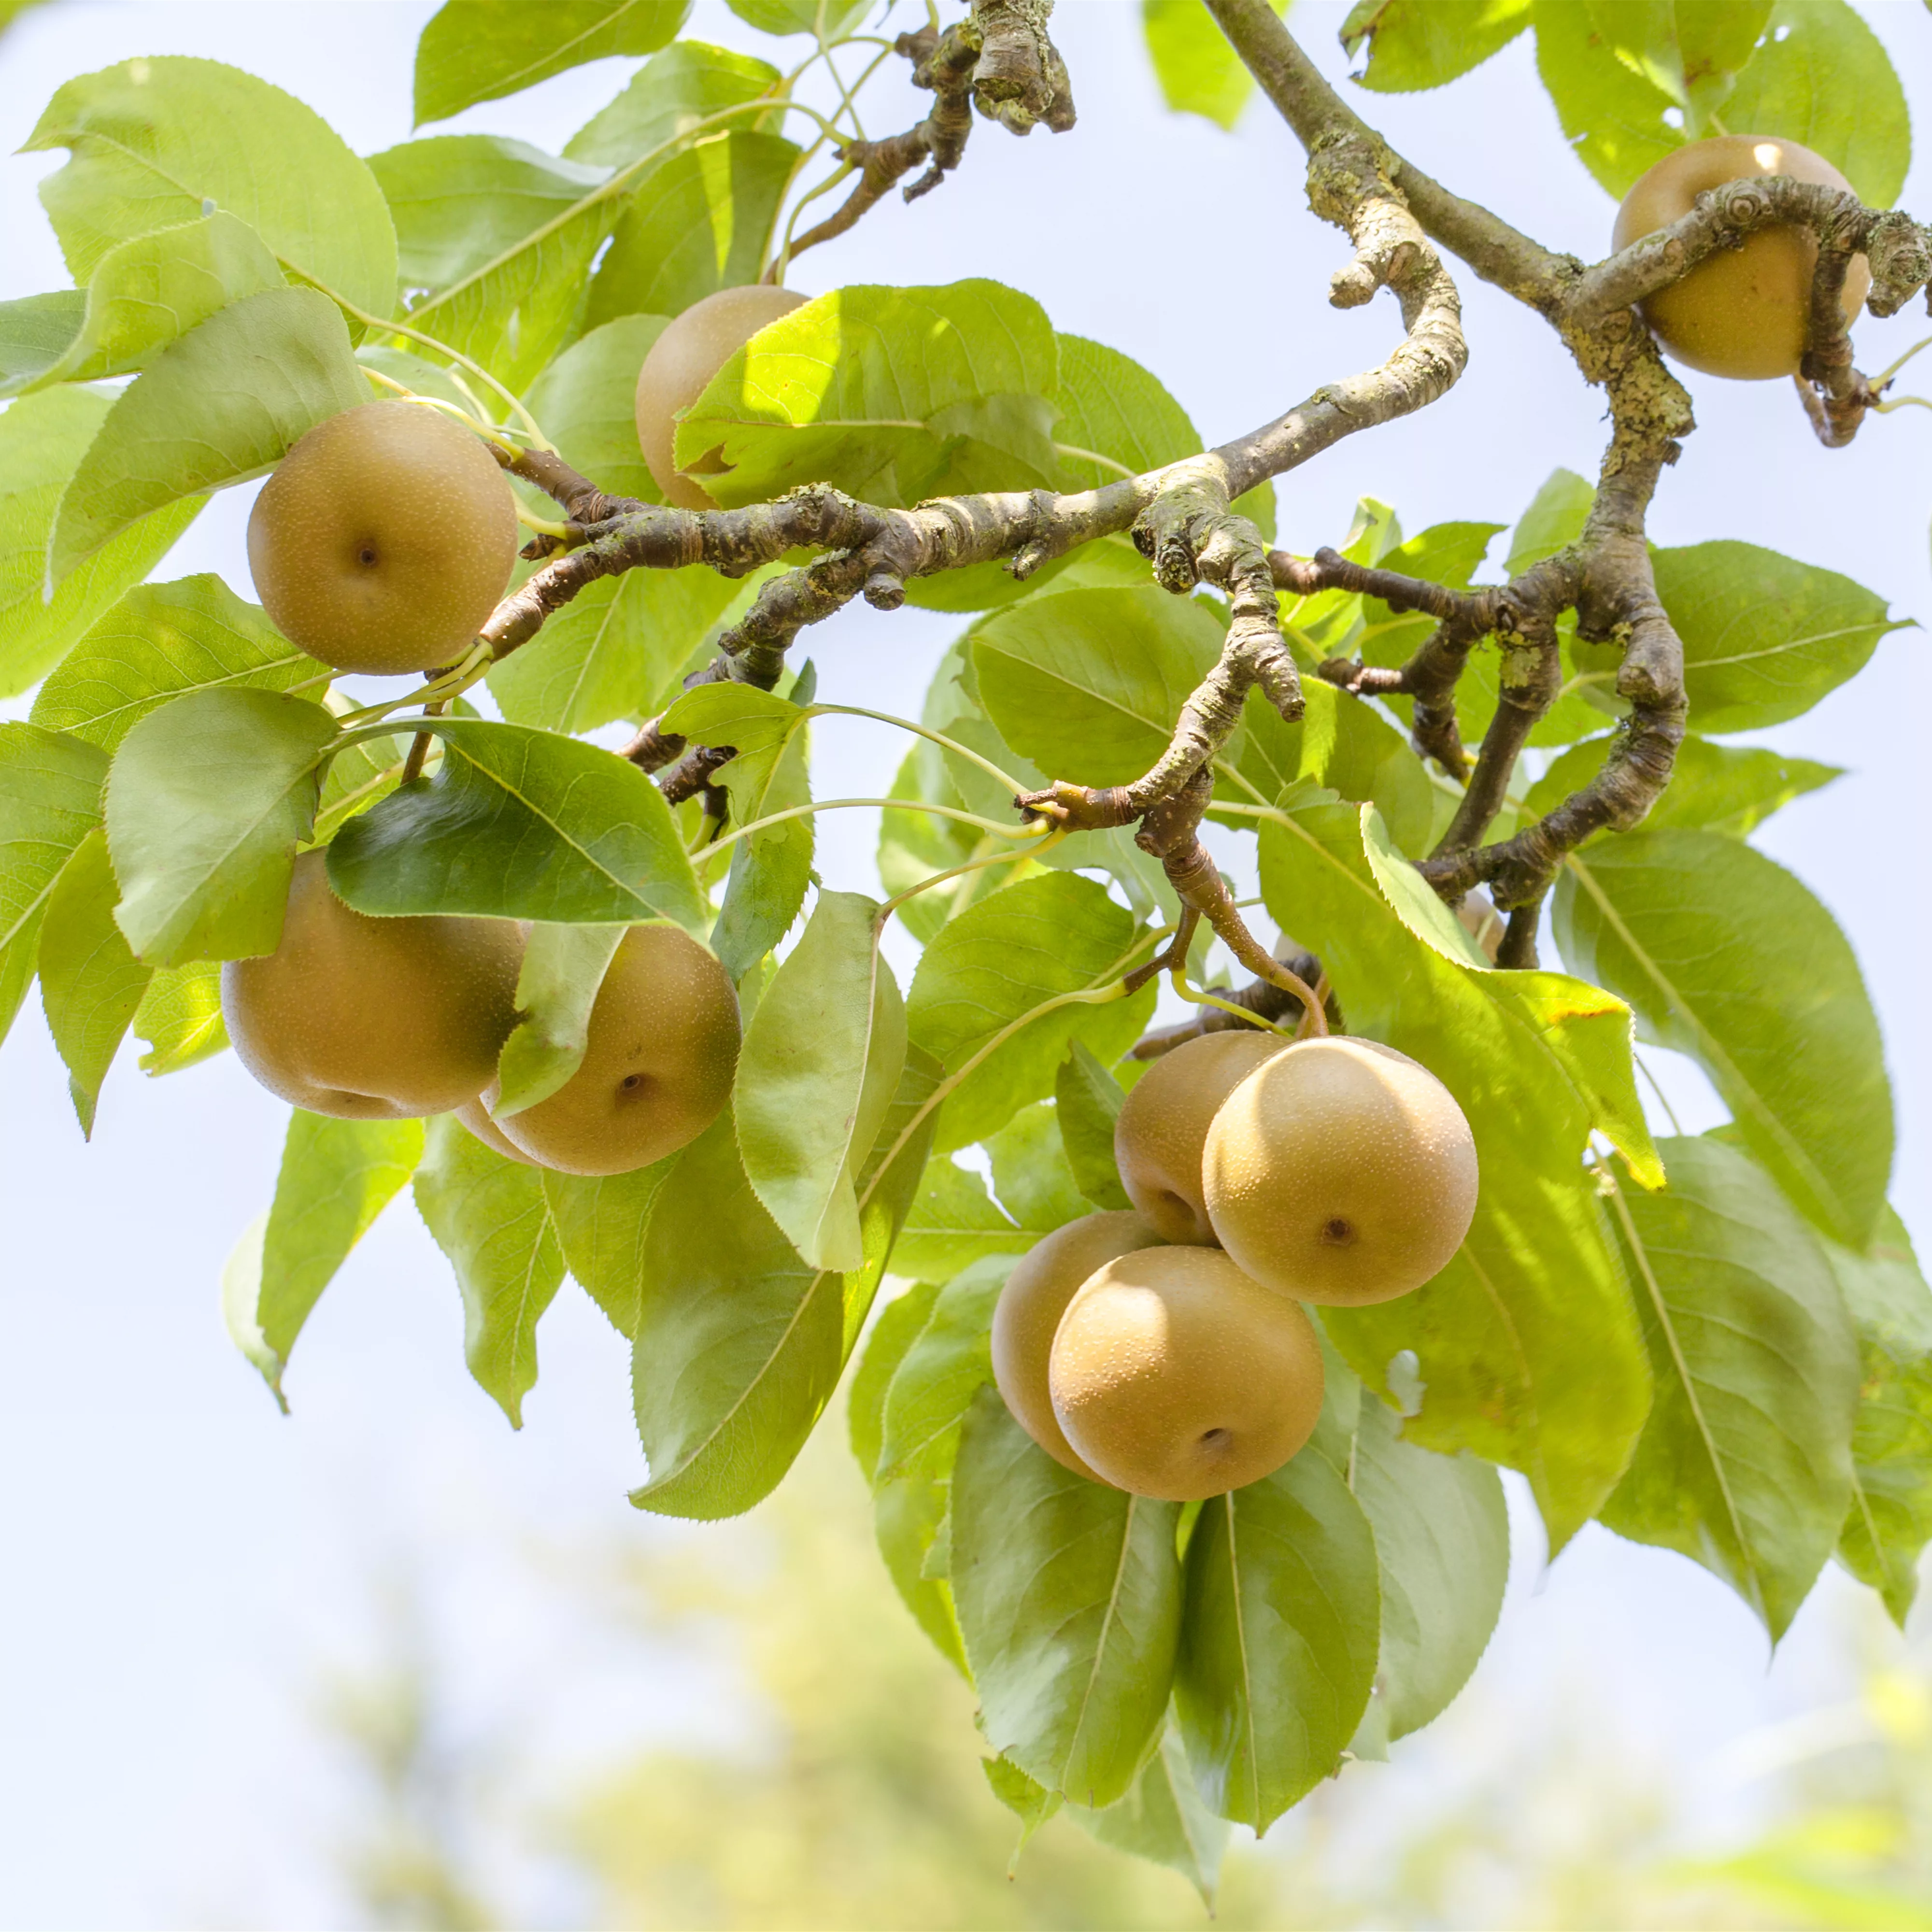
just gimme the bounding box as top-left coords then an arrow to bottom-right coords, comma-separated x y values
1613,133 -> 1867,382
993,1030 -> 1477,1502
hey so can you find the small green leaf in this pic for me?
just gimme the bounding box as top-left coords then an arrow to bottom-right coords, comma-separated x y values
1054,1041 -> 1135,1211
225,1111 -> 424,1405
952,1388 -> 1182,1807
326,717 -> 708,932
986,1103 -> 1089,1236
724,0 -> 866,35
0,386 -> 202,698
1342,0 -> 1532,91
1348,1396 -> 1508,1739
585,131 -> 799,332
1830,1209 -> 1932,1626
1528,733 -> 1841,837
982,1755 -> 1063,1870
26,56 -> 397,316
32,574 -> 324,754
1531,0 -> 1694,197
908,872 -> 1156,1153
1067,1730 -> 1229,1908
495,922 -> 627,1117
677,280 -> 1059,509
0,290 -> 85,398
105,688 -> 335,967
1505,467 -> 1593,576
1558,828 -> 1891,1247
1143,0 -> 1278,128
1600,1136 -> 1859,1639
413,0 -> 692,125
131,959 -> 227,1073
37,827 -> 151,1134
735,891 -> 906,1272
712,703 -> 811,982
1175,1451 -> 1381,1832
413,1112 -> 565,1427
876,1258 -> 1005,1485
566,42 -> 782,170
46,287 -> 367,588
850,1279 -> 941,1483
541,1160 -> 673,1338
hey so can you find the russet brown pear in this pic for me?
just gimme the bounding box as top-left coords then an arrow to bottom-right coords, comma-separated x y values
247,400 -> 520,675
222,850 -> 523,1120
990,1209 -> 1165,1479
1113,1030 -> 1282,1244
491,923 -> 740,1176
1049,1247 -> 1325,1502
1203,1036 -> 1477,1306
633,284 -> 807,509
1613,135 -> 1869,381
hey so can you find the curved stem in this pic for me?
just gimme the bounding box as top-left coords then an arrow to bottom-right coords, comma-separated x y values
880,826 -> 1067,920
703,795 -> 1051,860
809,704 -> 1037,799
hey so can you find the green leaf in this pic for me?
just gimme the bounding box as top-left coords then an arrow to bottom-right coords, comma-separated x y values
495,922 -> 626,1117
1587,0 -> 1772,119
1348,1395 -> 1508,1740
224,1111 -> 424,1405
105,688 -> 334,967
0,723 -> 108,1050
522,313 -> 667,501
1531,0 -> 1696,196
907,872 -> 1156,1153
986,1103 -> 1089,1236
1341,0 -> 1532,91
633,1049 -> 942,1519
952,1388 -> 1183,1808
1830,1209 -> 1932,1626
1557,828 -> 1891,1247
1505,467 -> 1594,575
1528,732 -> 1840,837
1067,1729 -> 1229,1907
974,584 -> 1223,787
311,718 -> 403,845
1655,541 -> 1906,736
326,718 -> 707,932
46,287 -> 368,588
712,703 -> 812,982
32,574 -> 324,754
26,56 -> 396,317
1054,1041 -> 1135,1211
354,344 -> 483,416
585,131 -> 800,332
566,41 -> 783,169
983,1755 -> 1064,1869
0,290 -> 86,398
724,0 -> 866,35
1142,0 -> 1275,128
850,1279 -> 941,1483
735,891 -> 906,1272
0,386 -> 202,698
877,740 -> 975,943
1721,0 -> 1911,207
37,826 -> 151,1133
413,1112 -> 565,1427
19,211 -> 285,394
1260,798 -> 1655,1546
131,959 -> 227,1073
542,1160 -> 672,1338
677,279 -> 1060,510
1175,1450 -> 1381,1832
1051,333 -> 1192,491
1599,1136 -> 1860,1638
413,0 -> 692,125
891,1157 -> 1032,1283
876,1258 -> 1005,1485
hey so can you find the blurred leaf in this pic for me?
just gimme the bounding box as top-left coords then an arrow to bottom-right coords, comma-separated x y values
224,1112 -> 423,1406
104,688 -> 333,967
986,1103 -> 1088,1236
952,1389 -> 1183,1807
567,41 -> 783,168
975,584 -> 1223,787
327,718 -> 707,932
1656,541 -> 1906,736
679,279 -> 1059,509
32,574 -> 323,754
26,56 -> 396,315
46,288 -> 367,587
1589,0 -> 1771,119
1531,0 -> 1698,195
1054,1041 -> 1134,1211
907,873 -> 1156,1153
725,0 -> 867,35
413,1113 -> 565,1428
1067,1729 -> 1229,1907
1829,1209 -> 1932,1626
37,827 -> 151,1134
737,892 -> 906,1273
1342,0 -> 1532,90
877,740 -> 975,944
1143,0 -> 1283,127
1557,827 -> 1891,1247
1176,1450 -> 1381,1832
1600,1136 -> 1860,1639
1528,732 -> 1840,837
586,131 -> 799,330
0,386 -> 203,698
131,959 -> 227,1073
1261,798 -> 1654,1546
542,1160 -> 674,1338
413,0 -> 692,125
495,922 -> 626,1117
0,290 -> 85,396
982,1754 -> 1064,1866
1348,1395 -> 1508,1739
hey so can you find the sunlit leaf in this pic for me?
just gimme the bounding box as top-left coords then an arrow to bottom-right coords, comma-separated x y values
131,959 -> 227,1074
542,1159 -> 674,1338
1342,0 -> 1532,91
495,922 -> 626,1117
565,41 -> 783,170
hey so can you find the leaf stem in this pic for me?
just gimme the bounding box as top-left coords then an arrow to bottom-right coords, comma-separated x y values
879,827 -> 1067,920
808,704 -> 1035,800
702,796 -> 1050,859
